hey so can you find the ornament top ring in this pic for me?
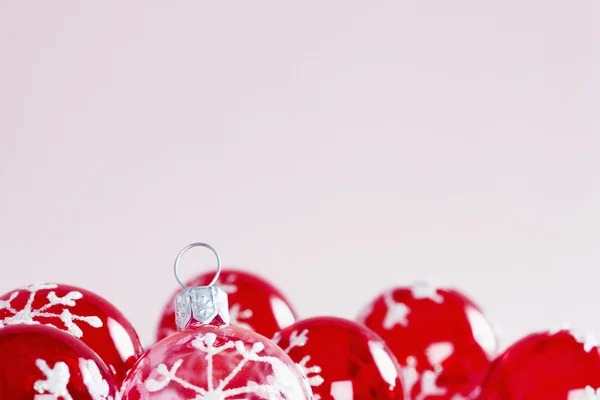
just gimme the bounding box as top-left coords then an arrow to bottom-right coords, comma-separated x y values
173,242 -> 222,289
172,242 -> 230,330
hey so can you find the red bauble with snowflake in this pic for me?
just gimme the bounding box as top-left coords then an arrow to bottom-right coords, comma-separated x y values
0,282 -> 144,384
157,269 -> 297,342
274,316 -> 405,399
357,281 -> 499,399
122,242 -> 313,400
479,327 -> 600,399
0,324 -> 118,399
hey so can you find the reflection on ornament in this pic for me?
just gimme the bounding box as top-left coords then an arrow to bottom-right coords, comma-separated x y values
568,386 -> 600,400
330,381 -> 353,399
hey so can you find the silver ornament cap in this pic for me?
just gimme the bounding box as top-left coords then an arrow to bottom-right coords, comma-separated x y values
172,242 -> 231,331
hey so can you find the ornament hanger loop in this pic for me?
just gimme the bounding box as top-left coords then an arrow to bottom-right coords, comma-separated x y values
173,242 -> 222,289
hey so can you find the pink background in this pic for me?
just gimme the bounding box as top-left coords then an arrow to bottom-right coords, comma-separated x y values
1,1 -> 599,348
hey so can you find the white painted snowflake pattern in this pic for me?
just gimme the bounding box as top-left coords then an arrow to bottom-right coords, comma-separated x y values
568,386 -> 600,400
229,303 -> 254,331
381,282 -> 445,331
382,291 -> 410,330
34,359 -> 72,400
34,358 -> 113,400
216,274 -> 255,332
401,341 -> 480,400
0,283 -> 103,338
217,274 -> 239,294
273,329 -> 324,400
549,325 -> 599,353
411,281 -> 444,303
143,332 -> 306,399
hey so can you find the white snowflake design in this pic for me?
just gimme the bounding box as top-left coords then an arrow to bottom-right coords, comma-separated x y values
382,282 -> 445,331
35,359 -> 72,400
143,332 -> 305,399
401,341 -> 479,400
549,325 -> 599,353
217,275 -> 255,331
569,386 -> 600,400
273,329 -> 324,400
229,303 -> 254,331
0,283 -> 103,338
34,357 -> 113,400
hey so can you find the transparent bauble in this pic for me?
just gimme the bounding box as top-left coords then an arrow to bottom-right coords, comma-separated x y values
120,324 -> 313,399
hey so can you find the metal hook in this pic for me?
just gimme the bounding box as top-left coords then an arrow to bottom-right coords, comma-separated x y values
173,242 -> 222,289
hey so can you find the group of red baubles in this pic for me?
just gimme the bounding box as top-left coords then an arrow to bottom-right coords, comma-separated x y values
0,242 -> 599,399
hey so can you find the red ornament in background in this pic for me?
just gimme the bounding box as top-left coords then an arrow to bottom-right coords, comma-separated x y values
479,327 -> 600,399
274,316 -> 405,399
357,281 -> 499,399
0,324 -> 118,399
156,269 -> 297,342
122,242 -> 313,400
0,282 -> 144,384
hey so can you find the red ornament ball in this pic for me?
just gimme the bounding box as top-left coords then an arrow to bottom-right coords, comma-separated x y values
274,316 -> 405,399
479,327 -> 600,399
0,324 -> 118,399
0,282 -> 144,384
357,281 -> 498,399
156,269 -> 297,342
121,324 -> 313,399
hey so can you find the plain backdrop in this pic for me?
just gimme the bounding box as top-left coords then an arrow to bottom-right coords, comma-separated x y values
1,1 -> 599,349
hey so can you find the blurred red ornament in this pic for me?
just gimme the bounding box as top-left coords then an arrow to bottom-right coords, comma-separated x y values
122,242 -> 313,400
156,269 -> 297,342
357,281 -> 498,399
0,324 -> 118,399
479,327 -> 600,399
0,282 -> 144,384
274,316 -> 405,399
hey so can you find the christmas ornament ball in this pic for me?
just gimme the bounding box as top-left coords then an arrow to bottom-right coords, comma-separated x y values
121,242 -> 313,400
0,324 -> 118,399
121,323 -> 313,399
274,316 -> 405,399
479,327 -> 600,399
357,281 -> 499,399
0,282 -> 144,384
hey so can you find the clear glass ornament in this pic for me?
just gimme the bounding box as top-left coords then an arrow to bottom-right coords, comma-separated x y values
120,242 -> 313,400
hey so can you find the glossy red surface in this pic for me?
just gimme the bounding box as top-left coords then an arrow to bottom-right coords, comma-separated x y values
0,324 -> 117,398
274,316 -> 405,399
479,328 -> 600,399
357,282 -> 498,399
0,282 -> 144,384
156,269 -> 297,342
122,324 -> 313,399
